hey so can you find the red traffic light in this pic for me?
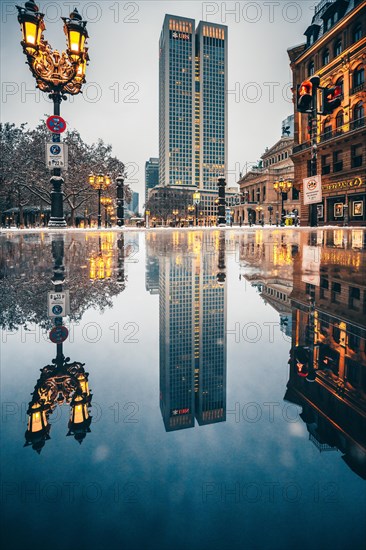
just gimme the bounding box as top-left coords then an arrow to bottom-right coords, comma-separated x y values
297,80 -> 313,113
321,86 -> 342,114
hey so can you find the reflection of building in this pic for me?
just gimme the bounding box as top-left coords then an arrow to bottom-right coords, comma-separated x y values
147,232 -> 227,431
288,0 -> 365,226
286,229 -> 366,478
158,14 -> 229,221
239,231 -> 298,334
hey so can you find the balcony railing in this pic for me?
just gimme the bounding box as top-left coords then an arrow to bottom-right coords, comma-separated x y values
350,82 -> 365,95
293,117 -> 365,152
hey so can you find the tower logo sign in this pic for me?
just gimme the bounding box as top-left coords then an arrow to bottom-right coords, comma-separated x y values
172,31 -> 190,40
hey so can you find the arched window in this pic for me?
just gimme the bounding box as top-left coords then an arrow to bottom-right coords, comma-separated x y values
334,39 -> 342,57
335,110 -> 344,134
353,65 -> 364,90
336,76 -> 344,95
323,49 -> 330,66
353,101 -> 364,129
353,24 -> 362,43
308,61 -> 315,76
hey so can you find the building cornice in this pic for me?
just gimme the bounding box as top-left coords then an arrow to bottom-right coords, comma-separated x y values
292,2 -> 365,65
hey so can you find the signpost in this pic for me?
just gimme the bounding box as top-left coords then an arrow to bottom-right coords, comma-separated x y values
46,115 -> 67,134
45,143 -> 68,169
47,291 -> 70,318
303,175 -> 322,205
49,325 -> 69,344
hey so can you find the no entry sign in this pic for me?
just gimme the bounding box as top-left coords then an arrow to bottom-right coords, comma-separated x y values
46,115 -> 67,134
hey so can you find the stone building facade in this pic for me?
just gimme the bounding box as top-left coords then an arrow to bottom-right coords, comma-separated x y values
288,0 -> 365,226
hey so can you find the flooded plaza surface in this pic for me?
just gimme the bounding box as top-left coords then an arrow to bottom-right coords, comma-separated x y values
1,228 -> 365,550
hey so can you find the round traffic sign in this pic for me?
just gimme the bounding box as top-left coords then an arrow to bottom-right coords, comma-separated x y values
52,304 -> 63,316
49,325 -> 69,344
46,115 -> 67,134
50,144 -> 61,155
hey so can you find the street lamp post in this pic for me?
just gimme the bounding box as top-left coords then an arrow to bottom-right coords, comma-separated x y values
116,175 -> 125,227
88,174 -> 111,228
273,178 -> 292,226
172,209 -> 179,227
193,191 -> 200,227
268,205 -> 273,226
100,197 -> 112,228
16,1 -> 89,228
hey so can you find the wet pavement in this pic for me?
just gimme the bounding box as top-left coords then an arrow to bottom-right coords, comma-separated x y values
1,228 -> 365,550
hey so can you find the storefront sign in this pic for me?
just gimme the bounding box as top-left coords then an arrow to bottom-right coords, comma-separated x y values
303,175 -> 322,205
322,177 -> 363,192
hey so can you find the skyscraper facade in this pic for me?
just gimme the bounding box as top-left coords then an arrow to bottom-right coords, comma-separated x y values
145,157 -> 159,205
159,15 -> 228,203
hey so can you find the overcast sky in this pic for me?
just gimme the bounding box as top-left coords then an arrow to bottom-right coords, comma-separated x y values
1,1 -> 318,204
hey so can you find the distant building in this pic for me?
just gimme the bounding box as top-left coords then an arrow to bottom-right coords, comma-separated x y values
281,114 -> 294,138
233,126 -> 300,225
125,192 -> 139,215
158,14 -> 229,221
145,157 -> 159,205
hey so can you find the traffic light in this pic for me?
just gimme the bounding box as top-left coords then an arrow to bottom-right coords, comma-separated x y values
321,86 -> 342,115
297,80 -> 313,113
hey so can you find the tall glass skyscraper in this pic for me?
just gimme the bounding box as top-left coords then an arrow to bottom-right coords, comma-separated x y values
159,15 -> 228,193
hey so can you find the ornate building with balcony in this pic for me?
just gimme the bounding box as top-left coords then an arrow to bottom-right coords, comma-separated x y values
288,0 -> 365,226
233,135 -> 300,225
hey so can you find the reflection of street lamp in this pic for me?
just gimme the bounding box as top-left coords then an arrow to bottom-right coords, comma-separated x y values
89,174 -> 111,228
273,178 -> 292,226
193,191 -> 200,227
16,1 -> 89,227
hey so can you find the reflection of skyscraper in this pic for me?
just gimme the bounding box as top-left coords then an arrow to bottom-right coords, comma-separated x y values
147,232 -> 227,431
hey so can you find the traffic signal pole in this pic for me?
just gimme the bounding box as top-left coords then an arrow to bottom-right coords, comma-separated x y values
309,79 -> 319,227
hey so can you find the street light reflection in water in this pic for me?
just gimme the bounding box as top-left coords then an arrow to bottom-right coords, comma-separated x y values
1,228 -> 365,549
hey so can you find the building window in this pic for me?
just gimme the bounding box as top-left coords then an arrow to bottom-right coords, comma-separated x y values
334,39 -> 342,57
322,122 -> 332,141
353,65 -> 364,91
336,76 -> 344,96
322,49 -> 330,66
353,24 -> 362,43
292,186 -> 299,200
351,144 -> 363,168
335,110 -> 344,134
331,282 -> 341,303
321,154 -> 331,175
349,287 -> 361,311
308,61 -> 315,76
333,150 -> 343,172
352,101 -> 364,130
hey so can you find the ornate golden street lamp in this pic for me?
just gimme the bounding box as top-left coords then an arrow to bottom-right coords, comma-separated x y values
89,174 -> 111,228
273,178 -> 292,226
16,0 -> 90,227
